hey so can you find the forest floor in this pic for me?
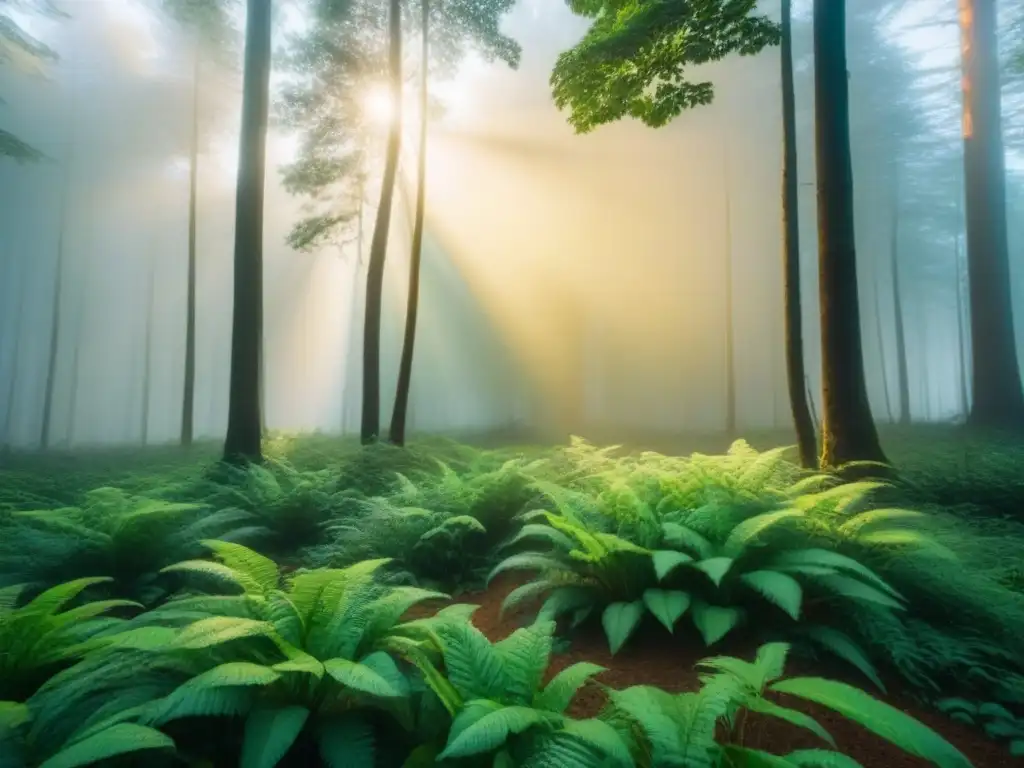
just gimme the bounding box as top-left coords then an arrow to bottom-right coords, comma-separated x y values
3,424 -> 1024,766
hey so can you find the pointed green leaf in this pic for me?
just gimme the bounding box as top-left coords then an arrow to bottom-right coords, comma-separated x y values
652,550 -> 693,581
242,706 -> 310,768
740,570 -> 802,620
602,601 -> 645,655
642,589 -> 691,632
691,601 -> 742,645
696,557 -> 735,587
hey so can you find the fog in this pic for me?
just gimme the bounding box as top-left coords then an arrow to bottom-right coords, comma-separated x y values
1,0 -> 1023,448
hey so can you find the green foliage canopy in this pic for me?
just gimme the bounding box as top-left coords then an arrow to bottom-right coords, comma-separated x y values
279,0 -> 521,252
550,0 -> 780,133
0,0 -> 64,161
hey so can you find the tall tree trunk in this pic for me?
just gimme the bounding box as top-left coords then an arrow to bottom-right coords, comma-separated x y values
722,136 -> 737,437
918,301 -> 931,420
341,188 -> 365,434
813,0 -> 887,468
389,0 -> 429,447
360,0 -> 403,445
2,263 -> 27,446
872,264 -> 894,423
890,176 -> 910,425
781,0 -> 816,467
141,260 -> 156,445
959,0 -> 1024,427
40,232 -> 64,449
223,0 -> 272,464
955,225 -> 970,417
65,291 -> 84,447
259,327 -> 267,433
181,46 -> 201,447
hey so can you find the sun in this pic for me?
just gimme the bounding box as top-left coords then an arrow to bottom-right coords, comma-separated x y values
362,84 -> 398,127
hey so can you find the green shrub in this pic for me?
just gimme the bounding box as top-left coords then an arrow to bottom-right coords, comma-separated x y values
131,542 -> 450,766
0,578 -> 139,702
408,617 -> 632,766
0,488 -> 253,603
491,486 -> 906,688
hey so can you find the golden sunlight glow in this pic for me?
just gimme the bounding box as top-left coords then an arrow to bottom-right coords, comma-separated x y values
363,84 -> 399,127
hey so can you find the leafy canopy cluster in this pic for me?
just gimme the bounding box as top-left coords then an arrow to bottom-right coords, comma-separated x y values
0,0 -> 64,161
550,0 -> 780,133
279,0 -> 521,252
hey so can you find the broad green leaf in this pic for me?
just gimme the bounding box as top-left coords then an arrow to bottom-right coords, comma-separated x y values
324,656 -> 406,698
242,706 -> 310,768
39,724 -> 174,768
161,560 -> 261,594
559,718 -> 633,765
696,557 -> 734,587
439,705 -> 556,759
602,601 -> 644,655
691,601 -> 742,645
652,550 -> 693,581
173,616 -> 276,649
642,589 -> 691,632
740,570 -> 802,620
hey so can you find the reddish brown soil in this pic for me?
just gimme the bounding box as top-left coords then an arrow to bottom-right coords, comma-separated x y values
409,575 -> 1021,768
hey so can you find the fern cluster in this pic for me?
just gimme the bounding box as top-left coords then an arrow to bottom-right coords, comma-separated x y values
490,439 -> 1024,704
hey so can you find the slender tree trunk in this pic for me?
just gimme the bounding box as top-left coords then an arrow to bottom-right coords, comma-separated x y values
2,263 -> 27,446
181,46 -> 201,446
872,265 -> 894,423
955,226 -> 969,417
65,292 -> 84,447
141,260 -> 156,445
781,0 -> 816,467
813,0 -> 887,468
722,136 -> 737,437
890,176 -> 910,425
918,301 -> 931,420
389,0 -> 429,447
341,188 -> 365,434
223,0 -> 272,464
40,232 -> 64,449
41,53 -> 78,450
259,327 -> 267,433
959,0 -> 1024,428
360,0 -> 403,444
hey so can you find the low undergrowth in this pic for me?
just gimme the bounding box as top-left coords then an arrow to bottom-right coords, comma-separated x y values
0,431 -> 1022,765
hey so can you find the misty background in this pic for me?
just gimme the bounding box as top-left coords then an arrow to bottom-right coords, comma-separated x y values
1,0 -> 1022,448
